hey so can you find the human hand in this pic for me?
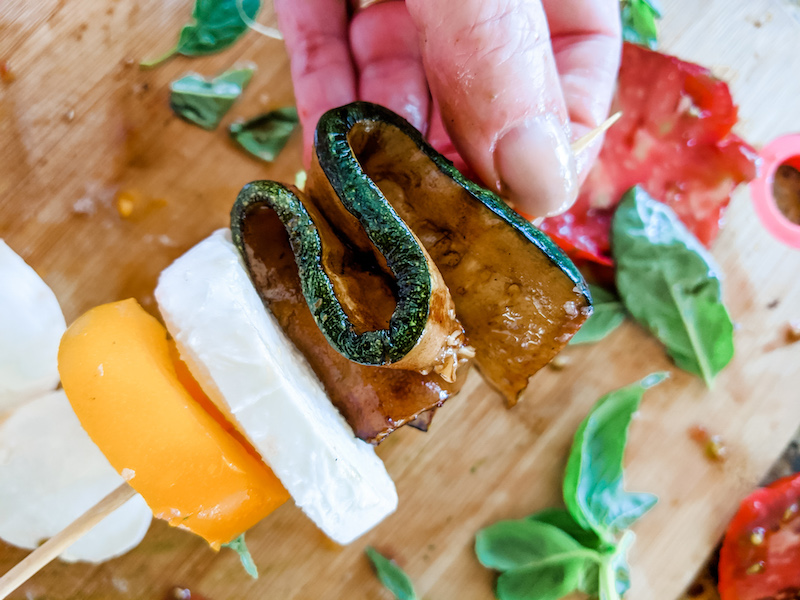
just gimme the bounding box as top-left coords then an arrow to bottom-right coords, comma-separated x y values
274,0 -> 621,217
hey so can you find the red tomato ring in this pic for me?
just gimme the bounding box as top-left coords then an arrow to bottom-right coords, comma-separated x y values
718,473 -> 800,600
749,134 -> 800,248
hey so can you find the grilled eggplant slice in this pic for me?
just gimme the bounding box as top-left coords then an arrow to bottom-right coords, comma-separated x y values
232,195 -> 465,443
315,102 -> 592,404
231,181 -> 470,382
232,101 -> 591,432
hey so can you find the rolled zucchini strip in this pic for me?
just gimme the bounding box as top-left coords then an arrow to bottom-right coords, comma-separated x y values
237,102 -> 592,405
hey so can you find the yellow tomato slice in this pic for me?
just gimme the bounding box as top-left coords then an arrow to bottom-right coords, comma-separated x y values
58,299 -> 289,548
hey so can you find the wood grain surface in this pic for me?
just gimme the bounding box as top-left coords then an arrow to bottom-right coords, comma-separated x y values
1,1 -> 800,599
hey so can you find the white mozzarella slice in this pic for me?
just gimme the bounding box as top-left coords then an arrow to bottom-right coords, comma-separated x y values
0,239 -> 66,411
155,229 -> 398,545
0,390 -> 152,562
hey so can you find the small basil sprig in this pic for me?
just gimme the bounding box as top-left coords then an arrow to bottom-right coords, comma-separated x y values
366,547 -> 417,600
619,0 -> 661,49
476,519 -> 594,572
477,519 -> 596,600
612,187 -> 735,386
221,533 -> 258,578
170,65 -> 255,130
142,0 -> 261,67
229,107 -> 299,162
476,374 -> 665,600
569,284 -> 626,345
527,508 -> 604,550
563,373 -> 664,545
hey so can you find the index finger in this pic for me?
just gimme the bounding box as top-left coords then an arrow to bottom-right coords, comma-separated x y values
406,0 -> 579,217
274,0 -> 357,165
544,0 -> 622,174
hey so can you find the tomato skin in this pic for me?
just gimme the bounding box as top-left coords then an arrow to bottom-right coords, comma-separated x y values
540,43 -> 759,266
719,473 -> 800,600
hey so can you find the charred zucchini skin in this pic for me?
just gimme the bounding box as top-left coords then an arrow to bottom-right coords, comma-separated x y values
315,102 -> 591,307
231,181 -> 431,365
232,102 -> 590,368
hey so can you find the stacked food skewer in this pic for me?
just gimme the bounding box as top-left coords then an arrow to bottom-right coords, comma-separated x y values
0,106 -> 620,598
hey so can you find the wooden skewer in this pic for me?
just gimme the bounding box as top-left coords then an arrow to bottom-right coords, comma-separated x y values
527,111 -> 623,227
0,482 -> 136,600
571,111 -> 622,155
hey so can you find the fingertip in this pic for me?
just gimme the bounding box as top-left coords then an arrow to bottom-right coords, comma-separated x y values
274,0 -> 358,167
495,115 -> 579,217
350,2 -> 429,133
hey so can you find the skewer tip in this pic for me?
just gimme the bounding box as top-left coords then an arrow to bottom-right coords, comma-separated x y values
571,111 -> 623,155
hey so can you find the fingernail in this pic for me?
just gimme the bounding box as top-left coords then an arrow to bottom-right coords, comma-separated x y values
495,115 -> 579,217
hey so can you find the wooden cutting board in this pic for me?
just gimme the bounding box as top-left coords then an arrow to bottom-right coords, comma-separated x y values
1,0 -> 799,598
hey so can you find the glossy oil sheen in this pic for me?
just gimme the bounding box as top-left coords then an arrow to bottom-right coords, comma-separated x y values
240,204 -> 461,443
321,103 -> 591,404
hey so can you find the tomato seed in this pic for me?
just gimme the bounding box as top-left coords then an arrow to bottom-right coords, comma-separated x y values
706,436 -> 728,462
746,561 -> 765,575
750,527 -> 766,545
783,503 -> 799,522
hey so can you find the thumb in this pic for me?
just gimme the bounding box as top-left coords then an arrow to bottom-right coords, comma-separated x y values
405,0 -> 578,217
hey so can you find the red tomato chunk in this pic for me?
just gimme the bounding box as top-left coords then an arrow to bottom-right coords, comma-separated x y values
540,43 -> 759,266
719,473 -> 800,600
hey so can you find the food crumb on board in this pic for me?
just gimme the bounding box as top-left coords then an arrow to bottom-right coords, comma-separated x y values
1,60 -> 15,83
787,320 -> 800,343
549,355 -> 571,371
746,11 -> 773,28
689,425 -> 728,463
470,458 -> 487,474
117,193 -> 135,219
115,190 -> 167,220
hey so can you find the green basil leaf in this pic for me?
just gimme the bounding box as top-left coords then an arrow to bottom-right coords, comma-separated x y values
365,547 -> 417,600
578,560 -> 601,596
613,555 -> 632,598
229,107 -> 299,162
563,373 -> 666,544
640,0 -> 662,18
215,65 -> 256,89
221,533 -> 257,578
599,531 -> 635,600
612,186 -> 735,386
170,66 -> 255,130
569,284 -> 626,345
611,532 -> 634,597
475,518 -> 591,572
507,510 -> 606,596
527,508 -> 606,551
142,0 -> 261,67
620,0 -> 660,49
496,559 -> 585,600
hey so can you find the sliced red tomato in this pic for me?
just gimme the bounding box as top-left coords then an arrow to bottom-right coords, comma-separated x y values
718,473 -> 800,600
540,43 -> 760,266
